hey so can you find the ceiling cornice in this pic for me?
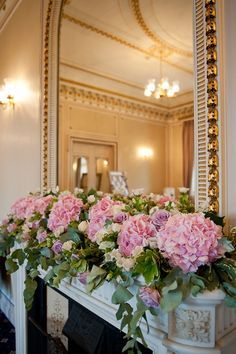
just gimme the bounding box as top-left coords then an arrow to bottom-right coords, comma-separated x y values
60,77 -> 167,109
0,0 -> 21,33
130,0 -> 192,59
62,12 -> 193,75
59,80 -> 194,123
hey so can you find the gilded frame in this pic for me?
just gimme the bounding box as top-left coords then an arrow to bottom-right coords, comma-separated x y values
41,0 -> 220,213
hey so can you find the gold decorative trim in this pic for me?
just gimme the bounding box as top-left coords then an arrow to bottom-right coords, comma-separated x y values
42,0 -> 53,189
130,0 -> 192,58
205,0 -> 219,213
62,13 -> 193,75
59,81 -> 193,123
59,82 -> 168,122
0,0 -> 6,12
60,77 -> 167,109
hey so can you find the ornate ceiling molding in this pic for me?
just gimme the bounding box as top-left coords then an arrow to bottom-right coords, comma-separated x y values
0,0 -> 6,12
0,0 -> 21,32
62,12 -> 193,75
167,104 -> 194,122
59,81 -> 194,124
130,0 -> 193,59
60,82 -> 168,123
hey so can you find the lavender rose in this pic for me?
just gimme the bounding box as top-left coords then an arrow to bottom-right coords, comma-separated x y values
139,287 -> 160,308
151,209 -> 170,231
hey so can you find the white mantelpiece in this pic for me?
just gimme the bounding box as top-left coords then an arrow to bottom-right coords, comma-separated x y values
13,268 -> 236,354
53,278 -> 236,354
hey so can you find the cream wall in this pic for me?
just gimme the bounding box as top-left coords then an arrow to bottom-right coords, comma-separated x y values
166,122 -> 184,191
59,100 -> 168,194
0,0 -> 42,322
0,0 -> 42,218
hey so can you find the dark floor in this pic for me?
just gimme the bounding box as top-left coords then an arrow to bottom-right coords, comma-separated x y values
0,310 -> 15,354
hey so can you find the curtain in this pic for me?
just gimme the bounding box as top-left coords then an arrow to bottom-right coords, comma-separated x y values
183,120 -> 194,188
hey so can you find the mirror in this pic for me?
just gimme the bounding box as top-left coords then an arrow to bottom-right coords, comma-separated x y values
42,0 -> 220,212
58,0 -> 194,196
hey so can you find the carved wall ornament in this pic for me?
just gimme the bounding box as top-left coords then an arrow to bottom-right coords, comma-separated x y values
172,308 -> 211,343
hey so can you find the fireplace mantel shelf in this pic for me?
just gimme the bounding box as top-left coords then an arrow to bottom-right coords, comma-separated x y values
47,274 -> 236,354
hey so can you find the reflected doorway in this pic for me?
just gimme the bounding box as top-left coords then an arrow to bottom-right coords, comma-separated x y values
70,140 -> 116,192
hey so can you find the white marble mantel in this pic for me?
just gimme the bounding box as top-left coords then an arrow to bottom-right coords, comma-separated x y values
13,266 -> 236,354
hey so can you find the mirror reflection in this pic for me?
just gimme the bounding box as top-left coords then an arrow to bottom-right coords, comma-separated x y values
58,0 -> 194,197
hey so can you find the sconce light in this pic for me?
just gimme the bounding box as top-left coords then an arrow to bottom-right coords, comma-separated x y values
137,147 -> 154,159
0,79 -> 16,109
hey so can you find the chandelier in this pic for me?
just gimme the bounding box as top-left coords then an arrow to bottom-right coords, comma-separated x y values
144,51 -> 180,99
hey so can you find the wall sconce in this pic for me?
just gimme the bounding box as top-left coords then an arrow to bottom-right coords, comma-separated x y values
0,79 -> 15,109
137,147 -> 154,159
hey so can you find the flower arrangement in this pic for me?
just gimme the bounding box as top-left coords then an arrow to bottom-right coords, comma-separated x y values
0,188 -> 236,353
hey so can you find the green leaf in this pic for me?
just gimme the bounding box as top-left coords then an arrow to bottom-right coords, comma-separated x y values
111,284 -> 133,305
40,247 -> 52,258
24,277 -> 38,310
134,250 -> 159,283
122,339 -> 135,353
224,296 -> 236,307
223,282 -> 236,296
116,303 -> 125,320
5,258 -> 18,273
86,266 -> 107,292
11,249 -> 25,265
136,326 -> 148,347
43,268 -> 55,283
40,256 -> 48,271
160,289 -> 182,312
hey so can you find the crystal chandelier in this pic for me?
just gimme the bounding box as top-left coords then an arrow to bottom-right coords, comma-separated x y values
144,51 -> 180,99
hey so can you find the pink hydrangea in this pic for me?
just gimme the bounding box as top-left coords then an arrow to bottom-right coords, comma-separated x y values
117,214 -> 158,257
139,287 -> 160,308
10,196 -> 37,220
28,195 -> 54,216
157,213 -> 224,273
48,194 -> 83,233
87,197 -> 125,241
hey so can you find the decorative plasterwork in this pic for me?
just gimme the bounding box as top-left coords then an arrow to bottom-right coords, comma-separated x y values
0,0 -> 21,32
60,83 -> 168,123
60,81 -> 194,123
173,308 -> 211,343
0,0 -> 6,12
168,104 -> 194,122
62,12 -> 192,75
130,0 -> 192,58
205,0 -> 219,214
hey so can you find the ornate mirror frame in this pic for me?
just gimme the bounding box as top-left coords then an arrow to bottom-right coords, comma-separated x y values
41,0 -> 221,214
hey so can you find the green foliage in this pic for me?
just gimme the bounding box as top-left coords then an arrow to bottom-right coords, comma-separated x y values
24,277 -> 38,310
133,249 -> 159,283
86,265 -> 107,292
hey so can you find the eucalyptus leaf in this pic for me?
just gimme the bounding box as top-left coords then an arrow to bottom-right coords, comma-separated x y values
5,258 -> 18,273
160,289 -> 182,312
111,284 -> 133,304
